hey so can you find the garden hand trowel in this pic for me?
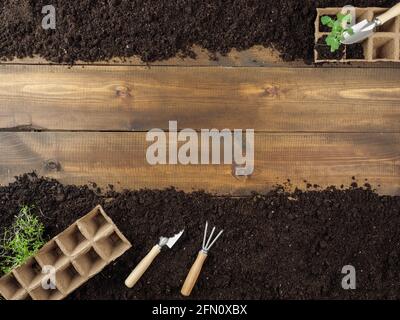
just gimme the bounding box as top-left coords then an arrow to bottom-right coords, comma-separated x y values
342,3 -> 400,44
125,229 -> 184,288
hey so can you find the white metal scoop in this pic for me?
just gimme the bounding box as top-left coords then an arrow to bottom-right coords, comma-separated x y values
342,3 -> 400,44
125,229 -> 184,288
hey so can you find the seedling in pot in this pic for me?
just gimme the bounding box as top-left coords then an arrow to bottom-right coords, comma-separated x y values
315,35 -> 345,61
321,13 -> 354,52
0,205 -> 131,300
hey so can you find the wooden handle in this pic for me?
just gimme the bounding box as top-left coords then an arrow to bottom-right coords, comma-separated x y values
377,3 -> 400,25
181,251 -> 208,297
125,245 -> 161,288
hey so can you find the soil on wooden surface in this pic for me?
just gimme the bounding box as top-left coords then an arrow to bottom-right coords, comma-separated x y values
1,173 -> 400,300
0,0 -> 397,64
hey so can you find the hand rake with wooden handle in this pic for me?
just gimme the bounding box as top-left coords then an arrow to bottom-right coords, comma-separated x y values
181,222 -> 224,296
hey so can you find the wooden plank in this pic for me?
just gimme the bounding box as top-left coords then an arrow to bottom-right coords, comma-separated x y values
0,132 -> 398,195
0,66 -> 400,132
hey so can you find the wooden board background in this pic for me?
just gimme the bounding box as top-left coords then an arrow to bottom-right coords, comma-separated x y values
0,132 -> 399,195
0,49 -> 399,195
1,66 -> 399,132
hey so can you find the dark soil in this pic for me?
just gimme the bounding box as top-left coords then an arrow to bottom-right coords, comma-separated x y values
315,36 -> 345,60
1,173 -> 400,300
0,1 -> 397,64
346,43 -> 365,59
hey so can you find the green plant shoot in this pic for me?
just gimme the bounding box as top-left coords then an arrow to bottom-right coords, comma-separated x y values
321,13 -> 354,52
0,206 -> 45,275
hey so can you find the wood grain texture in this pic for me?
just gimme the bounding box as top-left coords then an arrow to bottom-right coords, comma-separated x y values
0,132 -> 398,195
0,65 -> 400,132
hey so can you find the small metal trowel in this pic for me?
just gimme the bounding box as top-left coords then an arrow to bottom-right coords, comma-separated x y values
125,229 -> 184,288
342,3 -> 400,44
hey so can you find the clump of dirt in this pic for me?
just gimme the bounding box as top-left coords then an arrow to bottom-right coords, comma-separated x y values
0,1 -> 397,64
1,173 -> 400,300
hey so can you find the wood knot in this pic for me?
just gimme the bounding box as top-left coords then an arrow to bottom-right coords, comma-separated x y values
262,85 -> 279,97
44,159 -> 61,172
115,85 -> 131,98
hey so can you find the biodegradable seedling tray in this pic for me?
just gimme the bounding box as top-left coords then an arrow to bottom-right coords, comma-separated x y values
0,205 -> 131,300
315,7 -> 400,63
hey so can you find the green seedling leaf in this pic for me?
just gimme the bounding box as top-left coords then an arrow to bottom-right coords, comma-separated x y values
321,16 -> 333,26
341,14 -> 353,25
326,36 -> 340,52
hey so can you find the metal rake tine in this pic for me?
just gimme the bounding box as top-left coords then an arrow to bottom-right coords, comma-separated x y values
202,221 -> 209,249
205,226 -> 216,249
206,229 -> 224,251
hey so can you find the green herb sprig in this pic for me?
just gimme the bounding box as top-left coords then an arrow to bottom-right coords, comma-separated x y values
0,206 -> 45,275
